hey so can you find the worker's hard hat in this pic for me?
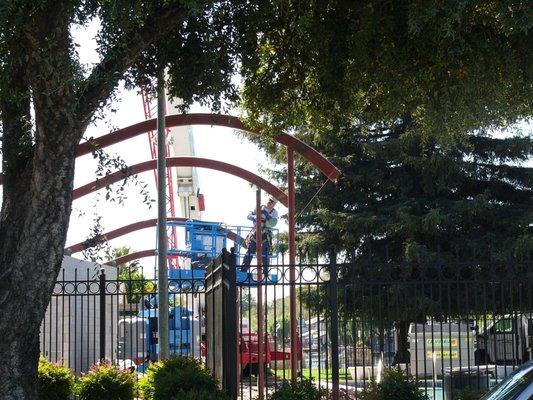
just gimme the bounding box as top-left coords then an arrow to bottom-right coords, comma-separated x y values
267,197 -> 277,205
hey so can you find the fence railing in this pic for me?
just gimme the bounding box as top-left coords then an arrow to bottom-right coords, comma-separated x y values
236,260 -> 533,399
40,265 -> 205,375
40,259 -> 533,400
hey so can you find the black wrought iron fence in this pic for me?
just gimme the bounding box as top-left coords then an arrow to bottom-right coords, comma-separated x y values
236,260 -> 533,400
40,259 -> 533,400
40,264 -> 205,375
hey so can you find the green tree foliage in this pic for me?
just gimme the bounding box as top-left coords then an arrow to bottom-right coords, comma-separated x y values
105,246 -> 155,303
242,1 -> 531,139
288,123 -> 532,263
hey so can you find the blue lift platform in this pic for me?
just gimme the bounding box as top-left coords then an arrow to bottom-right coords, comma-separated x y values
164,219 -> 279,288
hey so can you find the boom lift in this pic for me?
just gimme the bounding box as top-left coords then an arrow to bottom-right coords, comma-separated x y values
116,220 -> 284,372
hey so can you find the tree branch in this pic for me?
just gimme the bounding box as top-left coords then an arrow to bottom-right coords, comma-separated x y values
74,3 -> 189,132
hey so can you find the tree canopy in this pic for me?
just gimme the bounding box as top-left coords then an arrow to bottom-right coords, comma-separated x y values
242,1 -> 531,139
239,1 -> 532,262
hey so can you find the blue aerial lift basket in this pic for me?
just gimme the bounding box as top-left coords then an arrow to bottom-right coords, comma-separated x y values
164,219 -> 279,284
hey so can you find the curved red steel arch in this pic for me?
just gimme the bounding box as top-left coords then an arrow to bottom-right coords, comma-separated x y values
0,113 -> 340,185
104,249 -> 157,266
73,157 -> 289,206
76,113 -> 340,181
66,217 -> 247,255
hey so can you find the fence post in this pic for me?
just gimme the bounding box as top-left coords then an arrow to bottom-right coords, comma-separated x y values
223,249 -> 238,399
99,268 -> 106,361
329,250 -> 339,400
206,249 -> 237,399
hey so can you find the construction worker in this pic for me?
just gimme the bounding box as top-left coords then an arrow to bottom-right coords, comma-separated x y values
241,197 -> 278,275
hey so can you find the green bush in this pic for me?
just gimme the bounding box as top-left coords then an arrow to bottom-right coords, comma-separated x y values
358,368 -> 428,400
38,356 -> 75,400
136,355 -> 230,400
269,379 -> 327,400
76,362 -> 135,400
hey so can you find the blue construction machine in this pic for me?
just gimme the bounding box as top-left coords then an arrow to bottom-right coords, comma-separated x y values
116,219 -> 279,371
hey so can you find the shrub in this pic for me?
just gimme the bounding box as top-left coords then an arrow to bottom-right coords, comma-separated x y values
358,368 -> 428,400
269,379 -> 327,400
76,362 -> 135,400
38,356 -> 75,400
136,355 -> 230,400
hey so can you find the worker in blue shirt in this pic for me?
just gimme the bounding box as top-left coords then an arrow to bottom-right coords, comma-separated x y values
241,197 -> 278,275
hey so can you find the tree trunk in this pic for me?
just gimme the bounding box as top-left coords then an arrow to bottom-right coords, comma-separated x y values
0,125 -> 78,398
0,325 -> 41,399
393,320 -> 410,364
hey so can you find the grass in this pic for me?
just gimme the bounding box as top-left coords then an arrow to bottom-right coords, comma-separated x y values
272,368 -> 351,382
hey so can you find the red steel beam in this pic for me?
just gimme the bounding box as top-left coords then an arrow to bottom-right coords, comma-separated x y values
104,249 -> 157,266
72,157 -> 288,207
288,148 -> 298,383
1,114 -> 340,186
75,113 -> 341,182
66,217 -> 247,254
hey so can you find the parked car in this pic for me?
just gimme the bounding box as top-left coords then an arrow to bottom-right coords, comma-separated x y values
480,361 -> 533,400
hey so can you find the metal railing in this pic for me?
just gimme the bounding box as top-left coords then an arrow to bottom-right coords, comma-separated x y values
40,258 -> 533,400
40,265 -> 205,375
236,260 -> 533,399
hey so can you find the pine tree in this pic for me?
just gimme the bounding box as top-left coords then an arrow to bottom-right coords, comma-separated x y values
292,118 -> 532,263
284,118 -> 532,363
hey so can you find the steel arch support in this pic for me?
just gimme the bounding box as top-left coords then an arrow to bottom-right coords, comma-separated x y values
72,157 -> 288,207
0,114 -> 340,186
75,113 -> 340,182
66,217 -> 247,254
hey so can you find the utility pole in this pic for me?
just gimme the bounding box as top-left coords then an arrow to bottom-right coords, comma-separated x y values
288,148 -> 298,382
256,188 -> 265,399
157,71 -> 169,359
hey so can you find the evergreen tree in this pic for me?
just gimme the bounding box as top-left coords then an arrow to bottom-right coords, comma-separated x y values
265,118 -> 532,363
289,119 -> 532,263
